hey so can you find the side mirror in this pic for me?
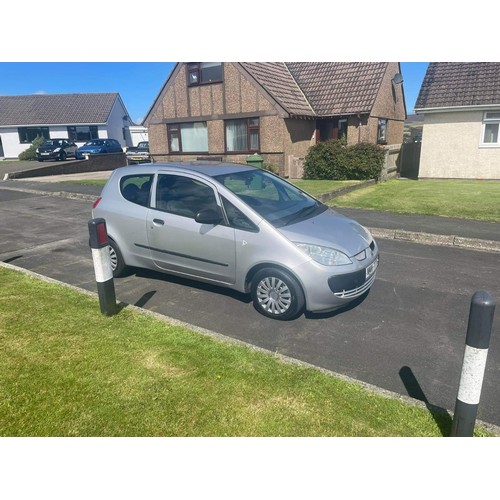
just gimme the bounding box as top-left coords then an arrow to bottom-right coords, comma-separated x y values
195,208 -> 222,225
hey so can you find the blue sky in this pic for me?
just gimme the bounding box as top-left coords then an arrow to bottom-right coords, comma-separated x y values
0,62 -> 428,124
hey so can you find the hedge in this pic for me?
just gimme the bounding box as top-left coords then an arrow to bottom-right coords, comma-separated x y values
303,139 -> 385,180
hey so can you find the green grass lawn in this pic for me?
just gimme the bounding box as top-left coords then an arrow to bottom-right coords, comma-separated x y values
329,179 -> 500,222
0,266 -> 493,437
292,180 -> 360,197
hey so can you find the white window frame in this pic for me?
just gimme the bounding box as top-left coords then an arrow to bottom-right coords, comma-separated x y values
377,118 -> 388,144
480,111 -> 500,148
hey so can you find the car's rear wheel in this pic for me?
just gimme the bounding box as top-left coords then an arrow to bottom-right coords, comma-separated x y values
108,239 -> 126,278
251,268 -> 305,320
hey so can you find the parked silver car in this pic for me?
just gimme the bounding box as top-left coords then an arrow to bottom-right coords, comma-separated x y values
92,162 -> 379,320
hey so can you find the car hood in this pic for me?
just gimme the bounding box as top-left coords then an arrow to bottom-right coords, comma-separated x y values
277,208 -> 373,257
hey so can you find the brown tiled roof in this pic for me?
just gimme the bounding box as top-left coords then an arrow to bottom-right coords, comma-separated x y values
286,62 -> 388,116
415,62 -> 500,109
0,93 -> 119,126
240,62 -> 315,117
242,62 -> 388,117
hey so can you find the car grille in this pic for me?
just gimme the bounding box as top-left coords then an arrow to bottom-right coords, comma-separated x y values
328,255 -> 378,299
331,272 -> 377,299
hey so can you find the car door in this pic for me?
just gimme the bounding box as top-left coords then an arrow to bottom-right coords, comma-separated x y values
146,172 -> 236,284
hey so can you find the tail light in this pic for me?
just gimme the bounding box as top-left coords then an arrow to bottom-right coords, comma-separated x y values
92,196 -> 102,209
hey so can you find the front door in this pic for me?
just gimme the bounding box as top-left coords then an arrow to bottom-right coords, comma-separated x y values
146,173 -> 236,284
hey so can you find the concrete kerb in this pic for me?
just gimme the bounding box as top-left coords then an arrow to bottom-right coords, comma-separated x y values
2,260 -> 499,436
370,228 -> 500,254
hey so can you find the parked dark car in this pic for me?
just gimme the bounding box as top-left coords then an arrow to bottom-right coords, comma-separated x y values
75,139 -> 123,159
36,139 -> 78,161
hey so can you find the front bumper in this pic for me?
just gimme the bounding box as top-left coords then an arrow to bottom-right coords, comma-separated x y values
37,151 -> 59,160
294,241 -> 379,313
126,154 -> 150,164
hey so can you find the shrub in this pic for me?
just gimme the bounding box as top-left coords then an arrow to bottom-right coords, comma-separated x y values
303,139 -> 385,180
18,136 -> 45,161
261,162 -> 279,174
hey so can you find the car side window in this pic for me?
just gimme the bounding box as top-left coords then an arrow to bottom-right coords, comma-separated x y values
120,174 -> 153,207
155,174 -> 218,219
221,196 -> 259,232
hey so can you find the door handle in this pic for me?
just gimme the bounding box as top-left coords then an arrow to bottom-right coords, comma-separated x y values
153,218 -> 165,226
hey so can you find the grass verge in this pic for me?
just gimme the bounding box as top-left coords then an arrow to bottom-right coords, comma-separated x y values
0,266 -> 493,437
329,179 -> 500,222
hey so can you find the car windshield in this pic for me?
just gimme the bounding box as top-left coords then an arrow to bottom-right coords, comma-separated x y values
214,169 -> 327,228
43,140 -> 63,146
85,140 -> 105,146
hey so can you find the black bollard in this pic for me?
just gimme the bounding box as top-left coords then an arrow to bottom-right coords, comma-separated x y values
451,290 -> 495,437
88,218 -> 117,316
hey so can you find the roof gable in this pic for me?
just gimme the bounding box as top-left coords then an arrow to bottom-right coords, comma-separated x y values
415,62 -> 500,109
0,93 -> 120,126
144,62 -> 394,124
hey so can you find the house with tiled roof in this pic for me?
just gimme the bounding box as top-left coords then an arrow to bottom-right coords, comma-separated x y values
415,62 -> 500,179
0,93 -> 136,159
143,62 -> 406,177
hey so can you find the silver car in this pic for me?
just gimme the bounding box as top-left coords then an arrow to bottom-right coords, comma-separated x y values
92,162 -> 379,320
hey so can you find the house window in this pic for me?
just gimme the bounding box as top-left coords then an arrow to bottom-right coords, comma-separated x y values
377,118 -> 388,144
338,119 -> 348,141
225,118 -> 260,152
187,63 -> 223,86
18,127 -> 50,143
167,122 -> 208,153
67,126 -> 99,142
481,112 -> 500,146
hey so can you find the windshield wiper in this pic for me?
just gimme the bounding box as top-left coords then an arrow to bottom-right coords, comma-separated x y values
285,203 -> 319,225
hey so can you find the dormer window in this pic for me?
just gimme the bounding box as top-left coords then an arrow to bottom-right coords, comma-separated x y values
187,62 -> 223,86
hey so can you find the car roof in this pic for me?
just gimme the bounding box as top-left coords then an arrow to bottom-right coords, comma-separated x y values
114,161 -> 258,178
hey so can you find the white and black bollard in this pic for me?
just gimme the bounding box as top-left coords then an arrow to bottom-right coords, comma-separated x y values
451,290 -> 495,437
88,218 -> 117,316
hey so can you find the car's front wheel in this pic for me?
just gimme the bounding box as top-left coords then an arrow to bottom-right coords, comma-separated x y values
108,239 -> 127,278
59,151 -> 67,161
251,268 -> 305,320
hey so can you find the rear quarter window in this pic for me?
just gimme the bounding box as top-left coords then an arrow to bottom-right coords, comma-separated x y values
120,174 -> 153,207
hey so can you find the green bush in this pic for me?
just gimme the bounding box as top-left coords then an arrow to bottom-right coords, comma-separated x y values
303,139 -> 385,180
261,162 -> 279,174
18,136 -> 45,161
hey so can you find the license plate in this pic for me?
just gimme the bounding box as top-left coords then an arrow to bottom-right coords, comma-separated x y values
366,258 -> 378,279
41,152 -> 50,156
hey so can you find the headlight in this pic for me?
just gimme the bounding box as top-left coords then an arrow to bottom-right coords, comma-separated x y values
53,148 -> 61,153
295,242 -> 352,266
36,148 -> 39,153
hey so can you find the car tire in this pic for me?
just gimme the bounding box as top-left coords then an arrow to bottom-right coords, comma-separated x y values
37,158 -> 43,162
108,238 -> 127,278
60,151 -> 67,161
251,268 -> 305,320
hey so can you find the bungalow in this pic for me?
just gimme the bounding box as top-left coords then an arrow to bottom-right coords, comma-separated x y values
0,92 -> 136,159
415,62 -> 500,179
143,62 -> 406,177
